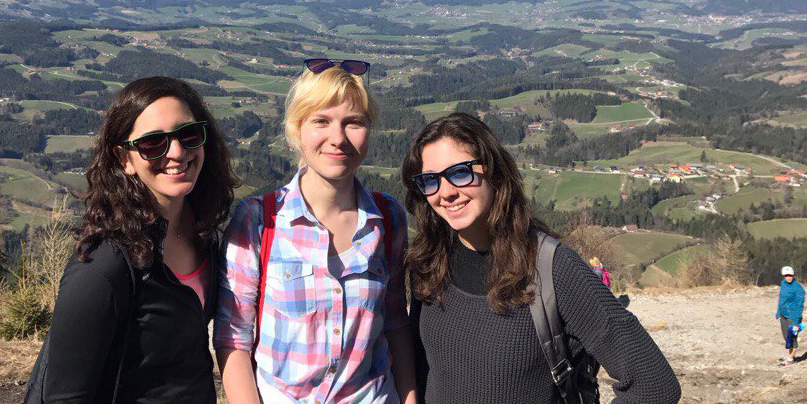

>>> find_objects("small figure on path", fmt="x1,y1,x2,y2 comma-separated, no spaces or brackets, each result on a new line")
776,266,804,367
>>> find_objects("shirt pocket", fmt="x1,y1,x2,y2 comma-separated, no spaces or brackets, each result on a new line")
358,256,390,312
264,260,317,318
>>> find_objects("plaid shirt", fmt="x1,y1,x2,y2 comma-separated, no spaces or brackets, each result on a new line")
213,169,408,404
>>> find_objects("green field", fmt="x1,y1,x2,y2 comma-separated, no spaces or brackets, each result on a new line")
592,102,654,124
414,101,461,122
714,187,780,214
770,111,807,128
748,219,807,240
686,176,727,196
7,211,50,232
205,96,277,119
588,141,792,175
533,171,624,210
566,122,622,139
534,44,591,58
653,244,712,275
611,231,693,267
15,100,78,121
45,136,96,153
0,165,61,207
54,172,88,192
651,195,699,219
414,89,603,122
216,66,293,94
640,265,675,287
489,92,550,118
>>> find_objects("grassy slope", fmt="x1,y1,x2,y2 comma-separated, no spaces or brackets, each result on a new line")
748,218,807,240
714,187,781,214
533,171,624,210
0,166,60,207
611,231,693,267
588,142,792,174
44,136,95,153
653,244,713,275
592,102,654,123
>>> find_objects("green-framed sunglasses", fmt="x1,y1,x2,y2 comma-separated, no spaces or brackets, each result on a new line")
120,121,207,161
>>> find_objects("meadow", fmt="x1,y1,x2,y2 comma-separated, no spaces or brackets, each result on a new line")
747,218,807,240
610,231,693,267
44,136,95,154
650,195,699,219
530,170,624,210
652,244,713,276
769,111,807,128
714,187,781,215
591,102,654,124
587,141,794,174
0,166,62,208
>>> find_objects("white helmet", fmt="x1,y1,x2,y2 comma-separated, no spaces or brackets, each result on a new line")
782,266,795,276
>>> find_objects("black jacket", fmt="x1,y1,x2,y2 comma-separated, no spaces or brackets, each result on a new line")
44,219,219,403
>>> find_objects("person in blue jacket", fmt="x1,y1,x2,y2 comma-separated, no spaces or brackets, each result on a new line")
776,265,805,366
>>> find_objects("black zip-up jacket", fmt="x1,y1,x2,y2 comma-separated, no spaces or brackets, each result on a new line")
44,219,219,403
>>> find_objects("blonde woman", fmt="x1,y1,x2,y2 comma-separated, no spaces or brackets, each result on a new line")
214,59,415,404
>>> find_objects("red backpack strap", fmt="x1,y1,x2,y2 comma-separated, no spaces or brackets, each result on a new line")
372,192,393,263
254,192,277,355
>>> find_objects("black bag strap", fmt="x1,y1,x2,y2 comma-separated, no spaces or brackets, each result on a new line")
529,232,581,404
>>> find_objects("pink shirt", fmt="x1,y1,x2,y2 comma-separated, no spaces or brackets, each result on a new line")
177,257,210,309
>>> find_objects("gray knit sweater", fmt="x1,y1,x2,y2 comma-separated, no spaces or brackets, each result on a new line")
410,242,681,404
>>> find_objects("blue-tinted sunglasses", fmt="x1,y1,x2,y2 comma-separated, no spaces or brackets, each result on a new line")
304,58,371,75
412,160,482,196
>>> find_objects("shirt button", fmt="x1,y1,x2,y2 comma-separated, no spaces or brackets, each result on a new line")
334,328,341,335
354,241,361,246
284,273,290,279
329,364,338,373
335,287,342,294
316,401,322,404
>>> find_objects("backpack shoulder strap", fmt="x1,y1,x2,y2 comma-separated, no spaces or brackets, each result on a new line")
255,192,277,352
529,232,580,404
371,192,393,263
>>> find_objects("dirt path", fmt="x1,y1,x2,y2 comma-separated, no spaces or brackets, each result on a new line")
4,286,806,403
599,286,807,403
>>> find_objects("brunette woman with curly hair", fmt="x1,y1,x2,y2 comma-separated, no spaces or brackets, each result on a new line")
37,76,237,403
402,113,680,404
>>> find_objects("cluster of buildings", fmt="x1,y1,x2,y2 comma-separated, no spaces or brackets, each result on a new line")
774,169,807,187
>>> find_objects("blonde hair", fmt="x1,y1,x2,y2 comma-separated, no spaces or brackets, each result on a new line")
283,67,376,151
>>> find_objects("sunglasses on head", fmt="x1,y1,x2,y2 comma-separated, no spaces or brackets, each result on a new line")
120,121,207,161
304,58,371,75
412,160,482,196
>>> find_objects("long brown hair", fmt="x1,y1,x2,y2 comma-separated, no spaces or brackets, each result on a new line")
402,113,560,314
76,76,238,268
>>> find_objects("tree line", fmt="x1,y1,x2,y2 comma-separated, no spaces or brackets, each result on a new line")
97,48,231,84
549,93,620,123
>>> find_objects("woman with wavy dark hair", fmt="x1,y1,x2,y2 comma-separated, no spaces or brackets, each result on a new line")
36,76,237,403
402,112,680,404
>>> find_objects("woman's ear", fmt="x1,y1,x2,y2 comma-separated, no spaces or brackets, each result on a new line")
115,146,137,176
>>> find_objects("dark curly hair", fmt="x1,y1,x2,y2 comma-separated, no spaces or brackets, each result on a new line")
76,76,238,268
401,113,560,314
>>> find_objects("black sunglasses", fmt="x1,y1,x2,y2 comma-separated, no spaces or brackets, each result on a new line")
121,121,207,161
304,58,371,75
412,160,482,196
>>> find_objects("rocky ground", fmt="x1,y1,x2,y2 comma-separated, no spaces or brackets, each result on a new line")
2,286,806,403
599,286,807,404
